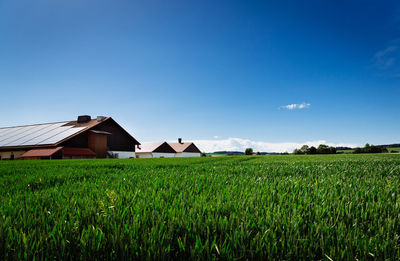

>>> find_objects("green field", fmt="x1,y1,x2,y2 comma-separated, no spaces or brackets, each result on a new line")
1,154,399,260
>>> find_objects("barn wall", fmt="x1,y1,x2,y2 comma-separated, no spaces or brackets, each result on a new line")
62,155,96,159
88,133,108,158
23,156,41,160
93,120,137,151
0,150,26,160
62,132,89,148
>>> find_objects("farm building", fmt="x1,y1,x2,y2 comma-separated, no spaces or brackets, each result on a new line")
135,142,176,158
0,115,140,160
169,139,202,157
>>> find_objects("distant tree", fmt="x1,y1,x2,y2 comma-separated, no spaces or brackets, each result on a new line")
317,144,331,154
292,144,336,155
354,147,363,153
256,151,261,155
299,145,309,154
336,147,353,151
245,148,253,155
307,146,317,154
293,146,308,154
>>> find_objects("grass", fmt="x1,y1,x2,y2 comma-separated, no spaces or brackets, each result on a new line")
0,154,399,260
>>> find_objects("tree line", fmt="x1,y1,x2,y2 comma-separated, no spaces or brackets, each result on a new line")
293,143,388,155
353,144,387,153
243,143,390,156
293,144,336,155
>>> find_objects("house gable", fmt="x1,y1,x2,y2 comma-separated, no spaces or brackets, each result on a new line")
183,143,201,153
153,142,176,153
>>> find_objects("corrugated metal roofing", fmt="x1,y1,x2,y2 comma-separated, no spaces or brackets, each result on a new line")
21,147,63,157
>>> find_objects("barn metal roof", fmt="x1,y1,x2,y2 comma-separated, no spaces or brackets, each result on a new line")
0,118,109,149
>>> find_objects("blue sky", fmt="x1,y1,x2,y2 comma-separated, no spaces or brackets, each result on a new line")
1,0,399,152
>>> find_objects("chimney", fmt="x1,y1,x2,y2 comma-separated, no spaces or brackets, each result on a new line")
178,138,183,144
77,115,91,123
96,116,106,122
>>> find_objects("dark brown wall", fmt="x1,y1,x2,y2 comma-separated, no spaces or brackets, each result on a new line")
93,119,138,151
62,133,89,148
88,133,108,158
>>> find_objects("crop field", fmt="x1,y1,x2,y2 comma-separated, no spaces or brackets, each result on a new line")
0,154,399,260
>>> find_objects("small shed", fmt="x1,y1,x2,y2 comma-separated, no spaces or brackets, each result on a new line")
135,142,176,158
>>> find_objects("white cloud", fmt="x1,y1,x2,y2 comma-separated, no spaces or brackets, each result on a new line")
374,45,398,69
213,136,220,139
281,102,310,110
188,137,358,153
